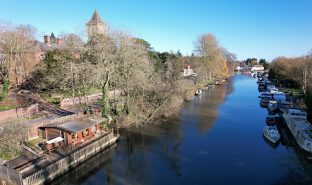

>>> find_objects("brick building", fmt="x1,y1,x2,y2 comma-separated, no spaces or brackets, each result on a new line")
39,116,104,149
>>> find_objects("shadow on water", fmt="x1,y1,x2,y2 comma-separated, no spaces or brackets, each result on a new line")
48,144,117,185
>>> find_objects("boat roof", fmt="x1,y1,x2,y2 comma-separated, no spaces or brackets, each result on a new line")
279,100,293,105
287,108,307,114
269,100,277,103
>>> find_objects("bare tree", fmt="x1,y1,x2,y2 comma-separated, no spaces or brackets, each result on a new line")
0,23,37,87
0,122,27,159
84,32,117,118
194,33,228,83
59,32,84,54
112,31,154,118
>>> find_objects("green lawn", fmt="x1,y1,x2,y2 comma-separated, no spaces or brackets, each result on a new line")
0,150,21,160
0,105,18,111
283,88,304,97
25,137,46,153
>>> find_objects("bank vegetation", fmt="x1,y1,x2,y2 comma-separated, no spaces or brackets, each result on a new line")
1,23,235,127
269,52,312,121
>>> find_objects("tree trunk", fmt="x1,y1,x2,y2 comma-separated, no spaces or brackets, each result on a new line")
123,90,130,115
101,74,110,118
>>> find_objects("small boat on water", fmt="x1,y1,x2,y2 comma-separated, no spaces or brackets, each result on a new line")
268,87,279,94
262,135,279,149
278,100,294,113
259,92,272,106
263,126,281,144
258,84,266,91
268,101,278,112
266,115,277,125
195,90,202,96
282,109,312,153
272,92,286,102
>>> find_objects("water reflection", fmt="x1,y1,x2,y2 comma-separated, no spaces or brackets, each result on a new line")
187,80,234,133
50,75,312,185
48,145,116,185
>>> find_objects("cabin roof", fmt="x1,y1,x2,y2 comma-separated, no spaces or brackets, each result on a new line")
40,116,105,133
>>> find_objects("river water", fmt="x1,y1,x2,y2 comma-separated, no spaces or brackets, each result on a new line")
51,75,312,185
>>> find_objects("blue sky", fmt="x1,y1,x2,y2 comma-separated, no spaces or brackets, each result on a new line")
0,0,311,61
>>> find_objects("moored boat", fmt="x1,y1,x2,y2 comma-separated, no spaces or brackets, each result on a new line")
282,109,312,153
266,115,277,125
195,90,202,96
259,92,272,106
258,84,266,91
272,92,286,102
278,100,294,113
268,100,278,112
263,125,281,144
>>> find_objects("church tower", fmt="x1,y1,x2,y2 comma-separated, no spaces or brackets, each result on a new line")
87,10,106,38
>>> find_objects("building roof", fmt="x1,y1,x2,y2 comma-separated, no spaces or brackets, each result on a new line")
33,40,64,53
40,116,105,133
33,41,53,52
4,150,39,170
50,32,56,39
87,10,105,25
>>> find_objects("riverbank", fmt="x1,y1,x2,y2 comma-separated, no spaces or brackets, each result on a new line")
52,74,312,185
116,77,230,127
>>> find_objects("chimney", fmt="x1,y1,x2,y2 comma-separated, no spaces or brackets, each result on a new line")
44,35,50,45
57,38,63,45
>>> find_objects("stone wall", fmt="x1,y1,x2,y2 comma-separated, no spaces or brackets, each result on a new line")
0,104,39,123
60,90,121,108
60,93,102,107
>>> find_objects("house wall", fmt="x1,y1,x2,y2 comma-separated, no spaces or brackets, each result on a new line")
65,125,98,147
45,128,61,140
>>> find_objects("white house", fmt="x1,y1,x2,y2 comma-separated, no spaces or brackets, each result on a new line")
235,66,242,71
183,66,195,77
251,65,264,71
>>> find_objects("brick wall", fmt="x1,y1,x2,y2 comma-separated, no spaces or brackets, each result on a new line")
0,104,39,123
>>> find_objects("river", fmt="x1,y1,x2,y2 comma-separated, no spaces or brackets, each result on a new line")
50,75,312,185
